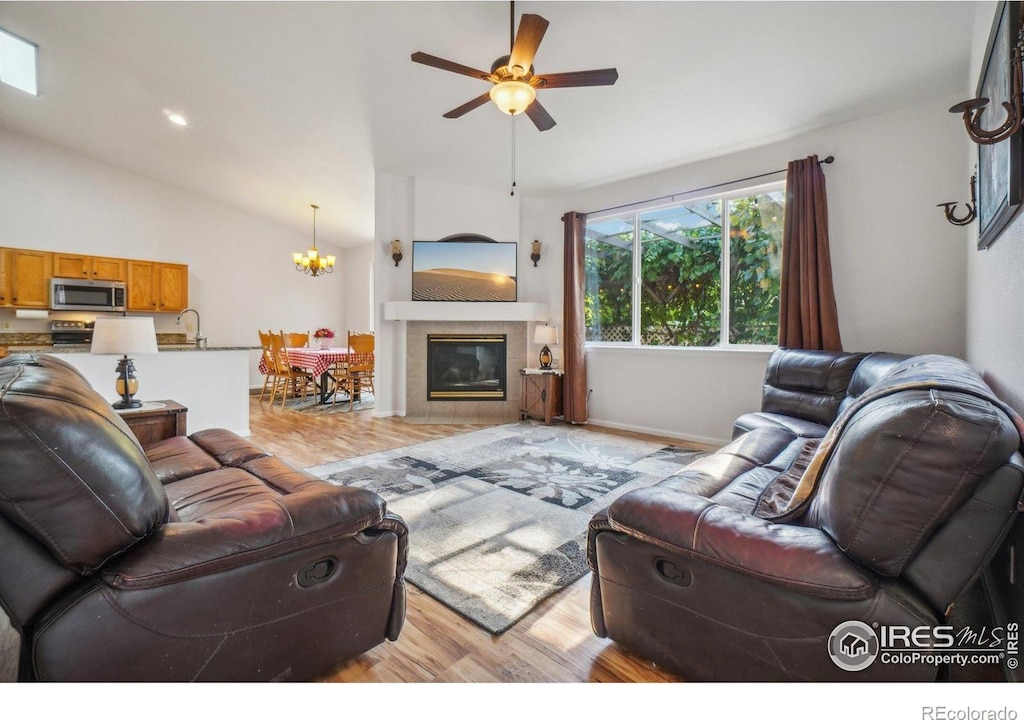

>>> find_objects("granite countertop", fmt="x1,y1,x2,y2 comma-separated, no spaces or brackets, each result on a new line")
0,332,257,354
4,344,260,353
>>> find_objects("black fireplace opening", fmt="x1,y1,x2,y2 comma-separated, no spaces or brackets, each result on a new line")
426,334,507,401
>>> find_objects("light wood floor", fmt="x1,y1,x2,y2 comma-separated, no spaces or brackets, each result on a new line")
248,398,1005,685
247,396,705,683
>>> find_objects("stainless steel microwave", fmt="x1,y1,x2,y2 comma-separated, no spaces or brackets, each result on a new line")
50,278,127,312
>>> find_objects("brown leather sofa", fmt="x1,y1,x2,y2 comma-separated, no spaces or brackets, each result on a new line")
588,349,1024,681
0,353,408,681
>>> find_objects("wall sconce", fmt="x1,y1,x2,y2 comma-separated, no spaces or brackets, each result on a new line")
949,21,1024,145
391,239,403,267
530,240,541,267
938,173,978,226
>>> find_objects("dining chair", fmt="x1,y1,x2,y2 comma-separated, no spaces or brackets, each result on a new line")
257,330,279,403
280,330,318,397
283,331,309,348
332,331,374,408
269,332,316,408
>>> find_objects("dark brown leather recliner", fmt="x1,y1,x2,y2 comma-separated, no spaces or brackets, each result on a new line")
588,349,1024,681
0,353,408,681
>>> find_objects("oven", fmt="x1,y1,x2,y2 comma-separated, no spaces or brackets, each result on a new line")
50,320,95,347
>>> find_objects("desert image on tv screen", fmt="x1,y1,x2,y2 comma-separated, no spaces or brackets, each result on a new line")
412,241,517,302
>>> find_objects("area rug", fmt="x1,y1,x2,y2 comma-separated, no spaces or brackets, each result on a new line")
305,422,706,634
280,392,374,415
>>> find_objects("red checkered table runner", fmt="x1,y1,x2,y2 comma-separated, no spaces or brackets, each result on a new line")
258,346,354,374
258,347,374,376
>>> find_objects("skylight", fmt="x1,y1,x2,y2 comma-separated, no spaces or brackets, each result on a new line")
0,27,38,96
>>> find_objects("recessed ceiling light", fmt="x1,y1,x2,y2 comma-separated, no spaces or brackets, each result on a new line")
167,113,188,127
0,27,38,96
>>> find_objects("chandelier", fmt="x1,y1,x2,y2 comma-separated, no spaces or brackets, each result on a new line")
293,203,335,277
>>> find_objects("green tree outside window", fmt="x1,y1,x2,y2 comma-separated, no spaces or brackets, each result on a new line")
585,187,783,347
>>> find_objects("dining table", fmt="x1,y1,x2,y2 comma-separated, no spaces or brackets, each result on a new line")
259,346,371,405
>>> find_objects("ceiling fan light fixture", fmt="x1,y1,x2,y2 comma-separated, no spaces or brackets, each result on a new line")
489,80,536,115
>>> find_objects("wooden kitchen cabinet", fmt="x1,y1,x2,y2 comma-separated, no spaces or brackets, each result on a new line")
0,249,9,306
127,260,189,312
520,369,564,425
53,253,127,282
127,261,157,311
158,263,189,312
7,249,52,308
0,246,187,312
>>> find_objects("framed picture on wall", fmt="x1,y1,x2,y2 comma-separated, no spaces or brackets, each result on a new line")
976,0,1024,250
411,237,518,302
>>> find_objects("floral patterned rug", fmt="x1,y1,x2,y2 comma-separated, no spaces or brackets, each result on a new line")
280,391,374,415
305,421,707,634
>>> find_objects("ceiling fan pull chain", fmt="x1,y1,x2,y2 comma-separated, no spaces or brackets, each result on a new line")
510,114,517,196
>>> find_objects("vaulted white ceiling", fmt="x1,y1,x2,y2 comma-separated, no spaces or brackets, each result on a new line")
0,1,977,248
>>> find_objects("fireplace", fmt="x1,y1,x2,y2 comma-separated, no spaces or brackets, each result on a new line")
406,321,525,423
426,334,507,401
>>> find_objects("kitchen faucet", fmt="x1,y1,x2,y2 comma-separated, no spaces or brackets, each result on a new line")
176,308,207,349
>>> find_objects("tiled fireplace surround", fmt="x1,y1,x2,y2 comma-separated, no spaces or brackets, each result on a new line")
405,320,527,424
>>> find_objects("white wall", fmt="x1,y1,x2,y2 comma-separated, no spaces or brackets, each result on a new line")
53,350,251,436
539,97,968,444
372,173,555,417
0,127,347,392
8,94,973,443
343,242,375,335
963,1,1024,416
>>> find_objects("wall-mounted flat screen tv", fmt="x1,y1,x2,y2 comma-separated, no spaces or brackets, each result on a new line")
412,238,517,302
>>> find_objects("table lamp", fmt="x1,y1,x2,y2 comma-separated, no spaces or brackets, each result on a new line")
534,324,558,369
91,317,159,409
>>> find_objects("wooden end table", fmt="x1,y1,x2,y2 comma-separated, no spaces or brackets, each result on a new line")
520,369,564,425
116,400,188,446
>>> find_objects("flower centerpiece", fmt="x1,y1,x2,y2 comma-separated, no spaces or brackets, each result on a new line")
313,327,335,349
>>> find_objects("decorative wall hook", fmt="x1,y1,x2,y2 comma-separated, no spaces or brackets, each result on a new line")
938,173,978,226
949,26,1024,145
391,239,403,267
530,240,541,267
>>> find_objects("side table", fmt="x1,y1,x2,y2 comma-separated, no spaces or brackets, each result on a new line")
520,369,564,425
116,400,188,446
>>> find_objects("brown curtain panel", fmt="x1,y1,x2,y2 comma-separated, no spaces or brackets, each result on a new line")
779,155,843,351
562,211,589,424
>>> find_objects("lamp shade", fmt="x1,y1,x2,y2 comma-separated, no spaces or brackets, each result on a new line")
90,317,159,355
534,325,558,346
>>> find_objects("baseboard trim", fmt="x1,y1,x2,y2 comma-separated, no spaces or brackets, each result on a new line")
586,418,727,449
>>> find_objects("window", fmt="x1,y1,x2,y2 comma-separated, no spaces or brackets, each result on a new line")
585,183,784,348
0,27,38,96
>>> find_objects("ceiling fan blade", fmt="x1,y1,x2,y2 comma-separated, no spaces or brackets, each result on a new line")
411,52,493,81
525,99,556,132
443,92,492,119
508,14,549,76
535,68,619,88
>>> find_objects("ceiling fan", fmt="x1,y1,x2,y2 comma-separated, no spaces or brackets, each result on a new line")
410,3,618,132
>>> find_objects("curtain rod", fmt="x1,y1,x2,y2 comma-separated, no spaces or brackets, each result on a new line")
587,155,835,217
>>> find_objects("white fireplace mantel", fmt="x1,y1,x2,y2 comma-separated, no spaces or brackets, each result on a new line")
383,301,550,322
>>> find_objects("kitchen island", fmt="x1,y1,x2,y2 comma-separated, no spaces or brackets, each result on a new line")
7,344,256,437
